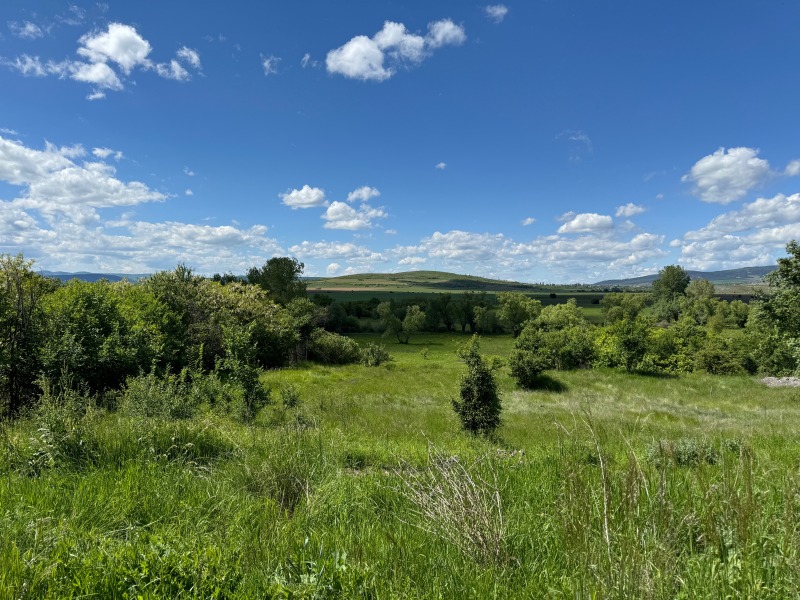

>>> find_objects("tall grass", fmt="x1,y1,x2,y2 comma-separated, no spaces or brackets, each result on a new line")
2,332,800,597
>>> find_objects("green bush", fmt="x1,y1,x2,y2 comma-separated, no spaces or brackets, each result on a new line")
121,370,198,420
360,343,392,367
452,336,501,436
307,329,362,364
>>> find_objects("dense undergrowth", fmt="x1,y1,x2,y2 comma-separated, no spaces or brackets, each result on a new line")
2,333,800,598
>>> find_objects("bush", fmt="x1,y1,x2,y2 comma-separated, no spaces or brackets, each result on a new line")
360,343,392,367
121,370,198,420
452,336,501,436
695,335,749,375
307,329,362,364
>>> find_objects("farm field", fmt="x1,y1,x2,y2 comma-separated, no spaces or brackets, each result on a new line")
2,332,799,598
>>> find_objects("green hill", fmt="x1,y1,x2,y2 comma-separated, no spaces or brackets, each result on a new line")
306,270,559,293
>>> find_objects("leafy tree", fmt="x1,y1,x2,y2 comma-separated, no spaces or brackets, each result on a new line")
377,302,426,344
452,335,501,436
746,241,800,374
496,292,542,337
0,254,55,415
651,265,691,322
426,293,455,332
41,280,139,394
247,256,307,305
600,292,648,324
473,305,497,334
455,291,484,333
609,316,651,372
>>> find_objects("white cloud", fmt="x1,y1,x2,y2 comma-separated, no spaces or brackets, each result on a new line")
185,188,193,196
326,262,341,275
4,55,48,77
521,217,536,226
156,59,190,81
290,240,383,260
425,19,466,48
301,53,319,68
184,167,195,176
176,46,201,70
326,18,466,81
413,230,510,262
484,5,509,23
86,90,105,100
92,147,123,161
785,159,800,177
674,192,800,269
261,54,280,75
384,228,397,235
682,147,770,204
322,201,387,230
0,135,282,273
280,185,327,209
78,23,152,74
9,21,44,40
399,256,426,266
347,185,381,203
615,203,645,218
435,161,447,170
70,60,123,89
557,212,614,234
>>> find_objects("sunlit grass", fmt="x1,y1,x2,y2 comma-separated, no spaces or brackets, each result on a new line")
2,331,799,597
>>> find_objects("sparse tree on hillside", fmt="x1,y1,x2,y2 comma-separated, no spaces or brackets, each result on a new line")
452,335,501,436
377,302,426,344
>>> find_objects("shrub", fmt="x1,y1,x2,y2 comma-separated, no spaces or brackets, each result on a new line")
360,343,392,367
452,336,501,436
307,329,362,364
695,335,748,375
121,370,197,420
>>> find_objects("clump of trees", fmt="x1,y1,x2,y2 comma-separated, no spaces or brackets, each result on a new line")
0,256,384,419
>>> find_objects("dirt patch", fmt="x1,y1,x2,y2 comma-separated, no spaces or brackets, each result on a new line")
761,377,800,388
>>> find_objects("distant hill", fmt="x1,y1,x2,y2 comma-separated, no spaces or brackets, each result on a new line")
307,270,592,293
41,271,149,283
593,266,775,288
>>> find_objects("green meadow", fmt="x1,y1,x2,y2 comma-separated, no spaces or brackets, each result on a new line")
2,331,799,598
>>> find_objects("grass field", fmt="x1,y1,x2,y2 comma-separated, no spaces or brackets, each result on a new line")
2,332,799,598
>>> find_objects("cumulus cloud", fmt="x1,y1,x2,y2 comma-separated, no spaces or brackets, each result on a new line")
3,23,202,96
557,212,614,234
0,134,281,273
347,185,380,203
326,262,341,275
615,203,645,218
673,192,800,270
521,217,536,226
9,21,44,40
261,54,280,75
682,147,770,204
322,201,387,230
326,18,466,81
280,185,327,209
399,256,426,266
484,5,509,23
78,23,152,74
185,189,193,196
435,162,447,170
290,240,382,260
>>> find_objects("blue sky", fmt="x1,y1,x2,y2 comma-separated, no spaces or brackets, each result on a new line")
1,0,799,282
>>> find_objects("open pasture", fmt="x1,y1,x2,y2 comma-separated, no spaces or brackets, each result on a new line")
2,332,799,598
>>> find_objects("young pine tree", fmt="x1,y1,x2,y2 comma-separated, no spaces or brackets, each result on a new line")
452,336,501,436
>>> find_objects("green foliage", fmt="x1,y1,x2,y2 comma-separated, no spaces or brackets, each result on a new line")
121,369,198,420
695,335,750,375
607,316,651,372
496,291,542,337
359,342,392,367
40,280,142,395
0,254,53,415
247,256,307,305
600,292,648,324
307,329,362,364
452,336,501,435
218,324,270,422
377,301,426,344
651,265,691,322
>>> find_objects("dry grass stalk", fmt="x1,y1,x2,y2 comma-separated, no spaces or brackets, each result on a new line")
396,443,506,565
